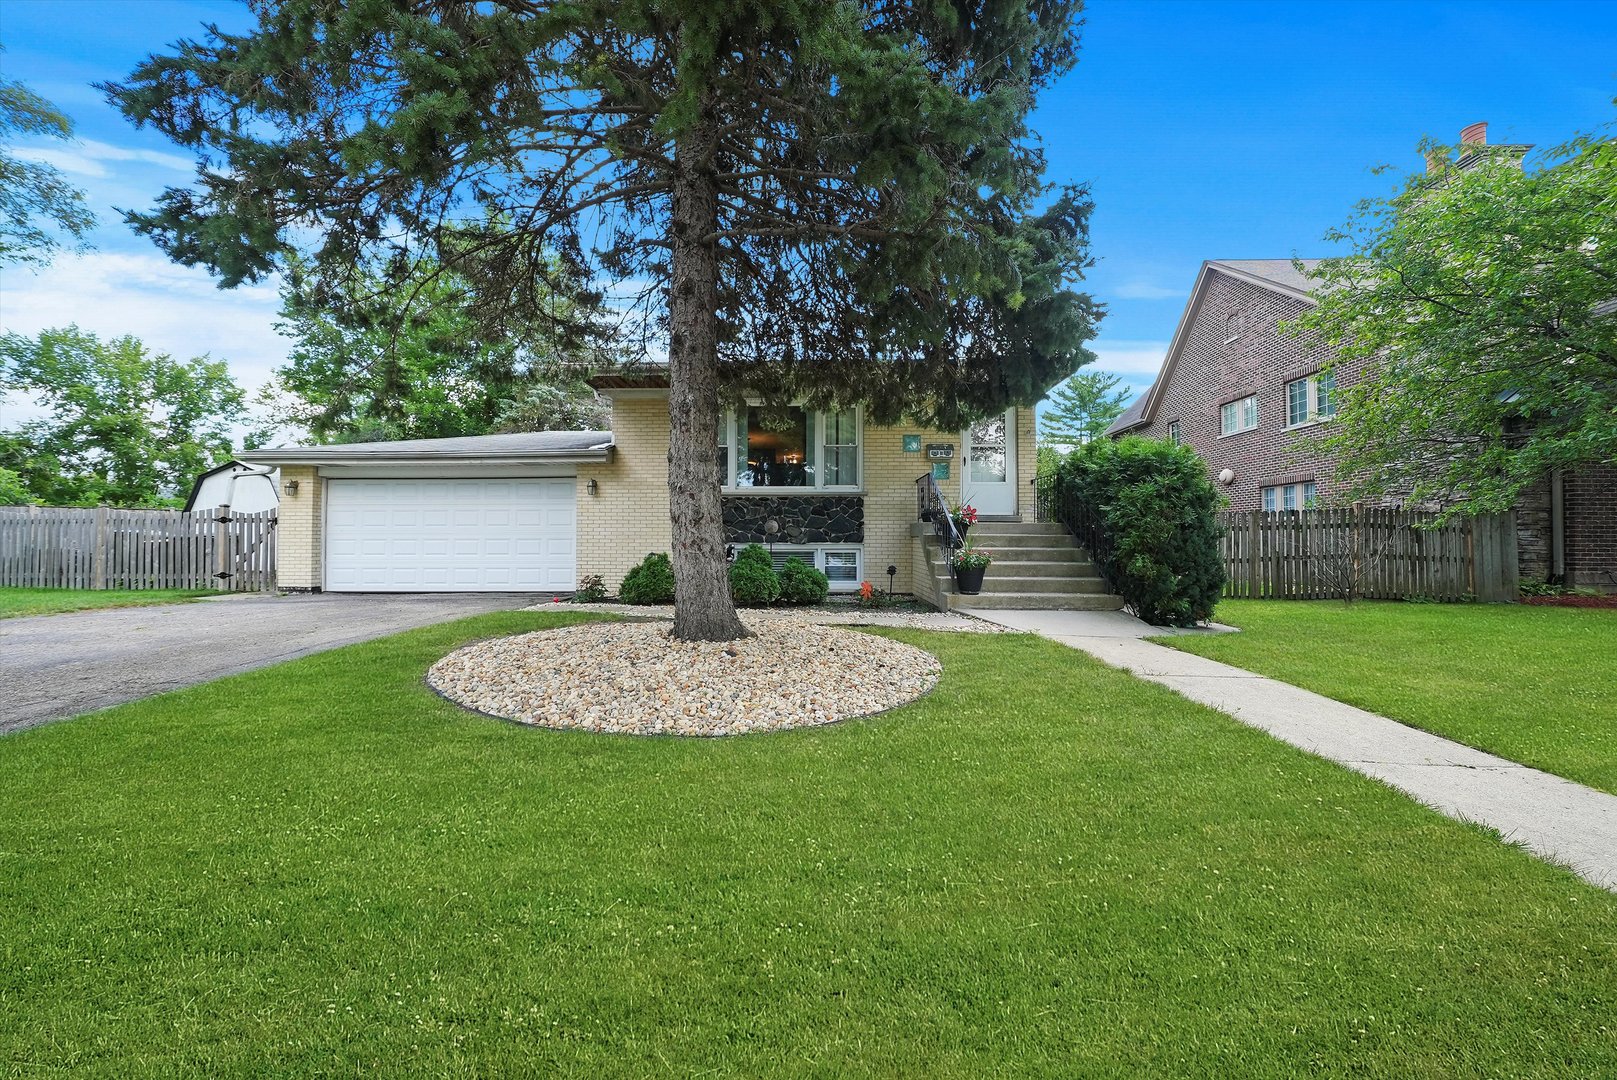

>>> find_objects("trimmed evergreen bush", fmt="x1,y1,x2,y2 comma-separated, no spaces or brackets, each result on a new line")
618,552,675,605
1053,436,1224,626
778,556,830,605
729,543,782,606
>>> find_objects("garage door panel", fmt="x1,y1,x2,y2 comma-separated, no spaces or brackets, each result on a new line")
325,478,576,592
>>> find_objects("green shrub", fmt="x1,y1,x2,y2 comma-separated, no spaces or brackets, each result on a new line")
729,543,781,606
571,574,608,603
1052,436,1224,626
618,553,675,605
778,557,830,605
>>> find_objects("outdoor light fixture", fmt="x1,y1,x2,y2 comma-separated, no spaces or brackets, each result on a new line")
886,564,898,595
586,478,598,495
1218,468,1236,486
282,479,300,496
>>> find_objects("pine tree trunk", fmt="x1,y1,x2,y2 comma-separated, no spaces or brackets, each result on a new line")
666,114,749,642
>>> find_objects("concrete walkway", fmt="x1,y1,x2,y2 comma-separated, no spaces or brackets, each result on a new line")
974,608,1617,892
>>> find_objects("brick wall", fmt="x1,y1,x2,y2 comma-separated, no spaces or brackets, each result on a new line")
274,464,323,590
1565,464,1617,591
1128,269,1361,512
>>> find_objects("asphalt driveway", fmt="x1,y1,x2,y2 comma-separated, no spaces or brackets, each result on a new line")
0,592,538,735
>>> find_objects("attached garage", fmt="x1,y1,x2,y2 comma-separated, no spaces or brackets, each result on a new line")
238,431,614,594
325,478,576,592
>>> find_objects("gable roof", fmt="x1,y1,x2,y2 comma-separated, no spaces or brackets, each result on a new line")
1106,259,1325,435
240,430,614,466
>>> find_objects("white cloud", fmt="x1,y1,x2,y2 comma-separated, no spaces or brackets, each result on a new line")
1089,338,1169,379
0,251,288,401
1112,281,1187,301
11,137,197,179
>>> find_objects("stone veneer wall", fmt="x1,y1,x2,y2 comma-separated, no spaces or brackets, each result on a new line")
722,495,863,544
578,396,1038,594
274,464,324,590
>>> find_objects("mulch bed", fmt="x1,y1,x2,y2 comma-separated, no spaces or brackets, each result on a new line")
1521,594,1617,609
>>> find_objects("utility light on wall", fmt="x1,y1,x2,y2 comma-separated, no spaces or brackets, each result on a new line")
1217,468,1235,486
282,479,300,496
586,478,598,495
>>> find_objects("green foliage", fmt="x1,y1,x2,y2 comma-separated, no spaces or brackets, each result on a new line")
0,58,95,268
0,327,245,507
728,544,781,607
952,545,994,571
1295,113,1617,515
1054,437,1224,626
571,574,608,603
0,466,30,505
1039,370,1131,448
777,557,829,605
105,2,1101,431
618,553,675,605
258,259,610,445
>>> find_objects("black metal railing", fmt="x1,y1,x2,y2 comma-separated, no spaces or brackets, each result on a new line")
1049,478,1120,594
915,473,963,583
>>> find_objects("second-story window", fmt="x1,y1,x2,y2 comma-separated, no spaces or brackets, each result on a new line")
1219,395,1258,435
1286,372,1338,428
1167,421,1182,445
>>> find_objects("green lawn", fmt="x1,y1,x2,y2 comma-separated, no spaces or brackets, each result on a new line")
1159,600,1617,795
3,611,1615,1077
0,586,215,619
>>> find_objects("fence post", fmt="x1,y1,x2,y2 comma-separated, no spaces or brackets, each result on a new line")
1247,509,1260,598
214,504,232,591
92,505,110,590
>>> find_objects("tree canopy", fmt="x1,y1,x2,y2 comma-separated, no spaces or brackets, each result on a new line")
1038,369,1130,447
108,1,1101,638
0,54,96,268
1298,114,1617,514
0,327,246,507
259,259,609,445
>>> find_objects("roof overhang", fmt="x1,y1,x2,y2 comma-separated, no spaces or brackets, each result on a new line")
239,446,615,468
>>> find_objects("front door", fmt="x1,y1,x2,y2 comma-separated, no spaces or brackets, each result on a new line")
961,409,1017,518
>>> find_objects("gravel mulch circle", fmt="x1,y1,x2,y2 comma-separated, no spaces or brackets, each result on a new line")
428,617,943,737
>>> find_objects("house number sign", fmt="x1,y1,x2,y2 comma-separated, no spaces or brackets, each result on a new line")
926,443,955,460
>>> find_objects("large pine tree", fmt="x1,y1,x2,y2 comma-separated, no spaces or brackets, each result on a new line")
107,1,1101,640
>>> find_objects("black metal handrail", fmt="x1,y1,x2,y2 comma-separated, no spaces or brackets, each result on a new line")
1049,478,1120,595
915,473,963,583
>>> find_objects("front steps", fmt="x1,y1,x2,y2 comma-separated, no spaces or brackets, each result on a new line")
923,521,1125,613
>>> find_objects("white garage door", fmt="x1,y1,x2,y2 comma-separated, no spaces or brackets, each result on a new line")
325,478,575,592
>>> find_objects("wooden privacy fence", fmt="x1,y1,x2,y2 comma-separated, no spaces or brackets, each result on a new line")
0,506,277,591
1218,507,1519,603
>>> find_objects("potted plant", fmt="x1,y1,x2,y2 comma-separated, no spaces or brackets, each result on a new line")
949,500,978,540
952,544,993,595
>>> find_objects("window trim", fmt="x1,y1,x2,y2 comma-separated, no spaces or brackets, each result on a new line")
758,544,863,593
719,403,864,493
1218,394,1259,437
1261,481,1319,511
1284,373,1338,430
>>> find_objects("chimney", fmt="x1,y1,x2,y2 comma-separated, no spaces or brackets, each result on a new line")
1460,121,1488,146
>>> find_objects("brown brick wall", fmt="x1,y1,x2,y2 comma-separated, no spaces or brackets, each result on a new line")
1565,464,1617,591
1129,269,1361,511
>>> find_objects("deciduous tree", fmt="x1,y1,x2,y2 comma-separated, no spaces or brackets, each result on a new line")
1298,115,1617,514
0,56,95,267
107,1,1100,639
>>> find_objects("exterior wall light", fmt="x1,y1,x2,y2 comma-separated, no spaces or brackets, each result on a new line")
282,479,300,496
1217,468,1235,486
586,478,598,495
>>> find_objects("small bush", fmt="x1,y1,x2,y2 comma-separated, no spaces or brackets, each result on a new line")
619,553,675,605
728,543,781,606
571,574,608,603
1053,436,1224,626
778,557,829,605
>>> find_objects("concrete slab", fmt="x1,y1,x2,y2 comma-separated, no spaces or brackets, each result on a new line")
985,609,1617,892
971,607,1238,638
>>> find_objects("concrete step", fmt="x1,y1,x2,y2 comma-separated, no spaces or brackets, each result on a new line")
966,521,1069,537
977,575,1111,595
963,531,1080,549
971,559,1097,577
948,592,1126,612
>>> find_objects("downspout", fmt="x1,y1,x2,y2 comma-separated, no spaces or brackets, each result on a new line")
1549,469,1566,584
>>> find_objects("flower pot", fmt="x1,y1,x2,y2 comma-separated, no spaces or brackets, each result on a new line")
955,565,986,595
954,520,971,542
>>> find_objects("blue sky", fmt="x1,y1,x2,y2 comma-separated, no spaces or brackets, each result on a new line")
2,0,1615,437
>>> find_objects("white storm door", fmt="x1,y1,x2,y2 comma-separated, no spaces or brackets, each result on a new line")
961,409,1017,517
324,477,575,592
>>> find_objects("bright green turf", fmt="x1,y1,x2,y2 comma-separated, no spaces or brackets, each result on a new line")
1158,600,1617,794
0,586,215,619
2,610,1614,1077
